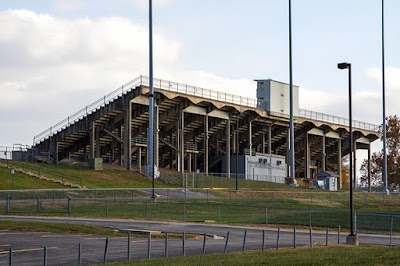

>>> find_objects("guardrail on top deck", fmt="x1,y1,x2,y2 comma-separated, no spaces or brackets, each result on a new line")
33,75,380,145
298,109,380,133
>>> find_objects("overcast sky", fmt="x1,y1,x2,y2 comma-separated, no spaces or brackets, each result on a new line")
1,0,399,152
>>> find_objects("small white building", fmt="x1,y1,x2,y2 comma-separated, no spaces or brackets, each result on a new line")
222,153,287,184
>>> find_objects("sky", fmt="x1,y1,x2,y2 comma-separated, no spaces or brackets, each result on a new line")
1,0,399,162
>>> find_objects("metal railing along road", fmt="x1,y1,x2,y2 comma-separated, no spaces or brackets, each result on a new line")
33,76,380,145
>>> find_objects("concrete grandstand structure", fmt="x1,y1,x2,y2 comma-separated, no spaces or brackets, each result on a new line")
31,75,380,186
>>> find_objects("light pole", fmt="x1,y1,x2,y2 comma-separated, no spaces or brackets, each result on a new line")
381,0,388,193
338,62,358,245
288,0,295,182
148,0,155,200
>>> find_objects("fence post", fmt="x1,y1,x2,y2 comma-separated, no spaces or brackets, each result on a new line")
127,232,131,261
309,226,313,247
103,237,109,263
52,190,55,206
326,227,329,246
8,248,12,266
6,195,10,213
202,233,207,255
354,211,357,234
293,227,296,248
67,197,71,216
390,216,394,246
309,209,312,227
165,233,169,258
262,230,265,252
78,244,82,266
36,198,41,213
147,233,151,259
276,227,280,250
338,225,341,244
242,230,247,253
43,246,47,266
182,231,185,256
224,231,230,254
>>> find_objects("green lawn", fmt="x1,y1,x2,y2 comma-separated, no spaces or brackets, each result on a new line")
1,160,176,189
105,246,400,266
0,167,68,190
0,220,123,236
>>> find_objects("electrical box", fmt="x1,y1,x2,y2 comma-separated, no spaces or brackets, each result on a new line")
89,157,103,170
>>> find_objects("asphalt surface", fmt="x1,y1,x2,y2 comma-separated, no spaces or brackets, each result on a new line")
0,216,398,265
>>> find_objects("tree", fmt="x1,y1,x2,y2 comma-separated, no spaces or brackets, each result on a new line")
360,115,400,188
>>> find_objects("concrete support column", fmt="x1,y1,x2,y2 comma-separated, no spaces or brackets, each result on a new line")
120,126,123,167
338,139,342,189
155,105,159,167
138,147,142,170
193,136,197,172
262,133,266,154
286,128,290,178
322,135,326,172
188,153,192,173
304,133,309,179
170,133,173,169
89,122,95,159
95,126,100,158
233,128,236,154
268,126,272,154
368,144,371,192
204,115,209,175
226,119,231,178
124,102,132,170
55,142,59,164
248,121,252,155
180,111,185,173
176,118,180,172
353,141,357,189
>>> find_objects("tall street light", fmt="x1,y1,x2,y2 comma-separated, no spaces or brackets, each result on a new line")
338,62,358,245
288,0,295,183
381,0,388,193
148,0,155,200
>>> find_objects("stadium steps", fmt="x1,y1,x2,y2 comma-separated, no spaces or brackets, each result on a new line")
1,163,86,189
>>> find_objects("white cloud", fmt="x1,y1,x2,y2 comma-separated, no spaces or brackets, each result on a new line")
367,66,400,91
0,9,253,146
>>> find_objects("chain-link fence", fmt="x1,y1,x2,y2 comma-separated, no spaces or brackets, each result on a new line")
1,188,400,235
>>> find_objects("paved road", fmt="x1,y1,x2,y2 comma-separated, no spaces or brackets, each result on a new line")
0,216,398,265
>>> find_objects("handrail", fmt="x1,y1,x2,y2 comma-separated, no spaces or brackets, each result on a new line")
33,76,143,145
298,109,380,133
33,75,380,145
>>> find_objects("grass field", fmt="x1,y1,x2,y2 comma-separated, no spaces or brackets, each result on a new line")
0,167,68,190
1,160,176,189
0,220,124,236
105,246,400,266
